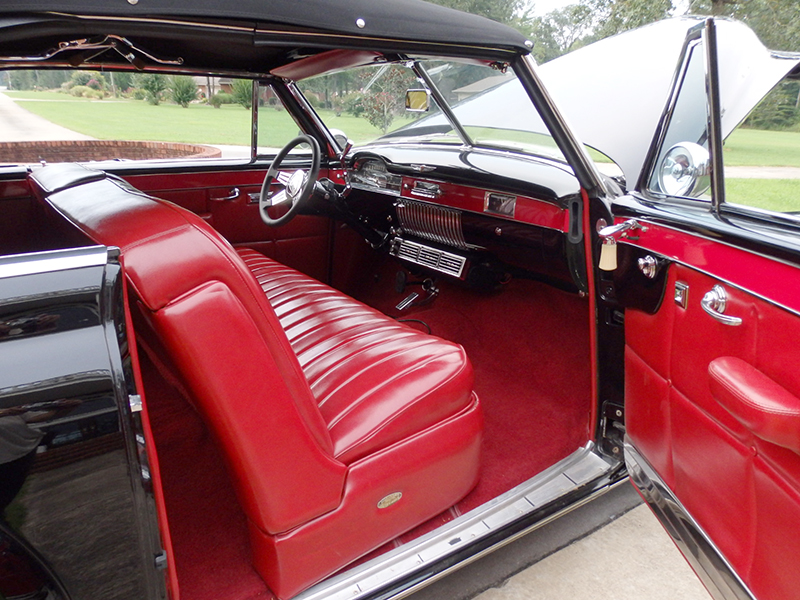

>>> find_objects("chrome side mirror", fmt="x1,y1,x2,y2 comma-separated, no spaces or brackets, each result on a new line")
405,89,430,112
657,142,710,197
329,128,352,163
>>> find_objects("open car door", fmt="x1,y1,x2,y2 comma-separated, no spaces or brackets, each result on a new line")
588,18,800,600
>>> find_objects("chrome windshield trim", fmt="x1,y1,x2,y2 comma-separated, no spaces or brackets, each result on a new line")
0,246,109,279
296,444,615,600
413,61,473,149
625,440,755,600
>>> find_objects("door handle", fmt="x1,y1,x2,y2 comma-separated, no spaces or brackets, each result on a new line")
701,285,742,326
209,187,240,201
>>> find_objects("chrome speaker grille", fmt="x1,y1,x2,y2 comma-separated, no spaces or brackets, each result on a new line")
396,200,468,250
390,239,467,278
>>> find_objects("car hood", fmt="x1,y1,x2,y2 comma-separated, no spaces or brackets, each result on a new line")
537,17,800,190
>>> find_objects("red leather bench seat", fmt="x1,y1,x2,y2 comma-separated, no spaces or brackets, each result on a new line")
32,164,482,599
238,248,476,465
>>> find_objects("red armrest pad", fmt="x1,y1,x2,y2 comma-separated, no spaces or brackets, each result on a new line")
709,356,800,453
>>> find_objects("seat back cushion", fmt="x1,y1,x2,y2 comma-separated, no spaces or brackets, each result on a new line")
34,166,345,534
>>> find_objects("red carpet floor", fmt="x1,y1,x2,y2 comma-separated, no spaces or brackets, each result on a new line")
138,265,592,600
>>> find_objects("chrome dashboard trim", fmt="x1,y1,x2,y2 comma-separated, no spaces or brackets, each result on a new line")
625,440,755,600
396,199,468,250
390,238,467,278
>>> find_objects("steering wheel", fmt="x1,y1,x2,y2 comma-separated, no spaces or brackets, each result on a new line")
259,134,321,226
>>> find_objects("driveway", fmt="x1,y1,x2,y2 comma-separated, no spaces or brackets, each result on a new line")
0,92,93,142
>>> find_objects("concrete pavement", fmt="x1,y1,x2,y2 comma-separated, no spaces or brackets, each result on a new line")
0,92,93,142
474,503,712,600
411,483,712,600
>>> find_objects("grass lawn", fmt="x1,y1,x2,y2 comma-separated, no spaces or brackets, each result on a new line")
5,91,409,146
725,179,800,213
5,90,95,102
723,128,800,168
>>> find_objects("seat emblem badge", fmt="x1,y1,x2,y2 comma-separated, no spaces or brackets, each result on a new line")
377,492,403,509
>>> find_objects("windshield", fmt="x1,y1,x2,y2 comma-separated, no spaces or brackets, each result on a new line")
296,59,568,163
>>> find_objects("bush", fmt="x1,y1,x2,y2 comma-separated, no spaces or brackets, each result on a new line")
209,93,223,108
70,85,92,98
305,94,323,109
131,88,147,101
231,79,253,109
70,71,93,87
214,92,233,105
70,71,105,91
170,76,197,108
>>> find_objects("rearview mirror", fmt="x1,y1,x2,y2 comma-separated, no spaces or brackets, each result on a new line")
405,89,430,112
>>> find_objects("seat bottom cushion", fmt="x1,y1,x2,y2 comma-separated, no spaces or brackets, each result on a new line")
237,248,476,465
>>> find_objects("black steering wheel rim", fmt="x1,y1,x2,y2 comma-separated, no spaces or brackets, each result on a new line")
259,134,321,227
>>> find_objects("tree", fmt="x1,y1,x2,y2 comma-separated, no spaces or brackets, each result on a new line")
232,79,253,109
356,65,417,133
745,80,800,130
113,72,135,94
362,92,400,134
139,73,168,105
170,76,198,108
690,0,800,52
527,4,597,63
424,0,527,25
585,0,673,41
688,0,800,131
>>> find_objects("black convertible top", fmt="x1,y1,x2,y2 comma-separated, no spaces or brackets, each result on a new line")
0,0,532,54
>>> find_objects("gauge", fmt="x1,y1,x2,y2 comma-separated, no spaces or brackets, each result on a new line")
351,159,402,195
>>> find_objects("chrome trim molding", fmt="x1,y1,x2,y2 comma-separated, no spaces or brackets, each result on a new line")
396,199,468,250
390,238,467,278
625,440,756,600
0,245,109,279
296,444,615,600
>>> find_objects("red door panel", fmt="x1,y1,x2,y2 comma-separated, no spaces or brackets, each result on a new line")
623,222,800,600
122,168,333,282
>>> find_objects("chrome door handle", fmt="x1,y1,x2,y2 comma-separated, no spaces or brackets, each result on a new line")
210,187,240,201
701,285,742,326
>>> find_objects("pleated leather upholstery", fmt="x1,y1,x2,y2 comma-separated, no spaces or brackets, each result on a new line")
238,248,475,465
33,164,482,599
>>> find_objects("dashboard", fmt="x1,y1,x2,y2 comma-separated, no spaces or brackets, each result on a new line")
344,148,584,291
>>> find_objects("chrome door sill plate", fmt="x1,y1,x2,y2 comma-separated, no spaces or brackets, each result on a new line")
296,443,614,600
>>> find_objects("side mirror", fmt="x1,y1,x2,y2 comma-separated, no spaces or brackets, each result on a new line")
657,142,710,197
329,128,350,148
329,128,352,160
405,89,430,113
